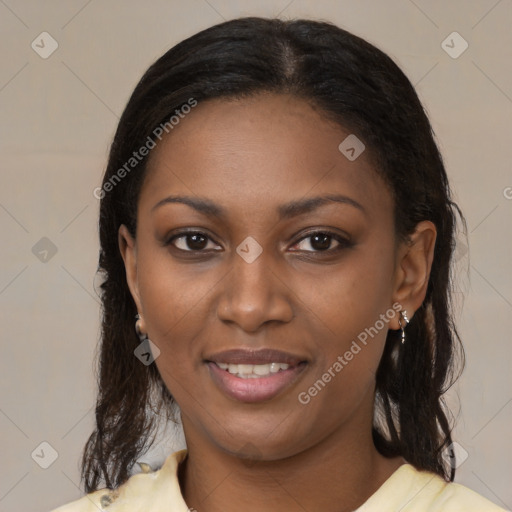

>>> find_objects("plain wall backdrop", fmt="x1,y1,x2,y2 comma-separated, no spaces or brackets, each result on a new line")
0,1,511,511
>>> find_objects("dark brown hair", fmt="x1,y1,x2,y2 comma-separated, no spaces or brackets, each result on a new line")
82,16,465,491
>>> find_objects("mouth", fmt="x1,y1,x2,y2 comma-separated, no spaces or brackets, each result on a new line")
214,361,294,379
205,348,308,403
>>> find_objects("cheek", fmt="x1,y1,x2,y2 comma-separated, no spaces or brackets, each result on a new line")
295,284,390,440
295,242,396,405
305,242,396,341
135,249,220,372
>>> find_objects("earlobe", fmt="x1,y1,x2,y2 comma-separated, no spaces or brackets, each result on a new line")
391,221,437,329
118,224,143,312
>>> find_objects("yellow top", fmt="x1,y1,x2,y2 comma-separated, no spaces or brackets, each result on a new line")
51,449,507,512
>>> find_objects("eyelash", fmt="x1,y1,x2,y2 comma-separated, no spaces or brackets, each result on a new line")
165,229,351,255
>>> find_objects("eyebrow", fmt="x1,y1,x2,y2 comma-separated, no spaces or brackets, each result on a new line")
151,193,366,219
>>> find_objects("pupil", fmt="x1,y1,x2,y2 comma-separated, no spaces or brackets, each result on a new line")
188,234,207,250
312,233,331,251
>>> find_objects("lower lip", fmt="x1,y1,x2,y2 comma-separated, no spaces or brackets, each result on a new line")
207,362,307,403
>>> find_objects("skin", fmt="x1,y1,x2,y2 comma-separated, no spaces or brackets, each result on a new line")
119,92,436,512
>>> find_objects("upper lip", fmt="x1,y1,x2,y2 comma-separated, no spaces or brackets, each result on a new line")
205,348,307,366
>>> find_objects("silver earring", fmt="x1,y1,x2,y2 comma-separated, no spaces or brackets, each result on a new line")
135,313,146,341
133,314,160,365
398,310,409,345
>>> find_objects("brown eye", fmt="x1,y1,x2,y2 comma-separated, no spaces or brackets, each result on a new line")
291,231,350,253
310,233,332,251
185,233,208,250
167,232,221,252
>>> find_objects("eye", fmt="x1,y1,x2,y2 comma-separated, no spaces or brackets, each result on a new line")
167,231,222,252
165,229,350,254
290,230,350,253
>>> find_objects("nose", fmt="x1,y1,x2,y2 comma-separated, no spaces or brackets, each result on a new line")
216,248,294,332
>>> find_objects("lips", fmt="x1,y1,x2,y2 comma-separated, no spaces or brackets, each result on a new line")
205,348,308,403
206,348,305,364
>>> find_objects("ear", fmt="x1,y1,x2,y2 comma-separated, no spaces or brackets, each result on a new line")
118,224,143,313
390,221,437,329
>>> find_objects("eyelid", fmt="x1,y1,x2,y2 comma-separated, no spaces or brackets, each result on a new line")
165,228,351,254
165,229,222,251
289,229,351,251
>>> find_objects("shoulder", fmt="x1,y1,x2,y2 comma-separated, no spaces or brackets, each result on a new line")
50,450,190,512
435,480,508,511
357,463,508,512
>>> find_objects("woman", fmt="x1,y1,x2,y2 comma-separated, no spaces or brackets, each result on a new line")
53,17,506,511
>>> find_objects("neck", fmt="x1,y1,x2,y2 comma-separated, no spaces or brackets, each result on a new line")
178,417,404,512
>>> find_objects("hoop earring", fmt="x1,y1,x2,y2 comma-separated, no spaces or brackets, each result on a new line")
398,310,410,345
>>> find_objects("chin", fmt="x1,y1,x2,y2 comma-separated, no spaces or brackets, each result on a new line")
209,421,310,463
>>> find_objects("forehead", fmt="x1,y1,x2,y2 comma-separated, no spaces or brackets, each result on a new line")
140,93,392,222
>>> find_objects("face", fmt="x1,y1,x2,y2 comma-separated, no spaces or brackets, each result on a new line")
119,92,435,461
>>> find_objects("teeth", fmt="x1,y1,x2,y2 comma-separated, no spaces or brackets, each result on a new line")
238,364,253,375
269,362,281,373
254,364,270,375
215,362,290,378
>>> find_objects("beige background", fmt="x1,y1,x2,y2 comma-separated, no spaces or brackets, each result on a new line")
1,1,511,511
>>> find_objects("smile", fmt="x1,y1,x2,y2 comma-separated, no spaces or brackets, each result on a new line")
215,362,291,379
205,348,308,403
